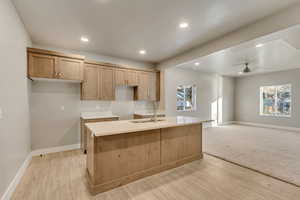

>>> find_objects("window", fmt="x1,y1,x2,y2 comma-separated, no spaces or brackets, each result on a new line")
260,84,291,117
176,85,196,111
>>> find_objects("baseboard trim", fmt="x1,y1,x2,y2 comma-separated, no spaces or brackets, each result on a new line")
1,143,81,200
234,121,300,132
31,143,81,156
218,121,235,126
1,153,32,200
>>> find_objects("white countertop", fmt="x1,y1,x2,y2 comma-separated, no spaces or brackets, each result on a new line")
86,116,211,137
80,112,120,120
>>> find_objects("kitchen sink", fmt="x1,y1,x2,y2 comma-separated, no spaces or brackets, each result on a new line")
130,119,166,123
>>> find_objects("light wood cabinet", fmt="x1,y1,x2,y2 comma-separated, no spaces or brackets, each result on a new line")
134,71,159,101
86,124,202,194
148,72,157,101
28,53,57,79
81,63,115,101
115,69,138,86
115,69,126,86
126,70,138,86
82,64,99,100
80,117,119,153
27,48,160,102
27,48,84,81
99,66,115,100
57,57,83,80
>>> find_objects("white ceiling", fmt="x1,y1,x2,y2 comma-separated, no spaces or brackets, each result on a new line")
12,0,299,63
179,24,300,77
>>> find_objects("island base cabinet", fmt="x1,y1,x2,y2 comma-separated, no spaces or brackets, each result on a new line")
161,124,202,164
86,124,203,195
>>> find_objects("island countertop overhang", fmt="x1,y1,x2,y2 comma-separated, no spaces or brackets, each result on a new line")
85,116,211,137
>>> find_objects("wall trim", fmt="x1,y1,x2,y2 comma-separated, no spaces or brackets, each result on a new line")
234,121,300,132
31,143,81,156
1,144,80,200
1,153,32,200
218,121,235,126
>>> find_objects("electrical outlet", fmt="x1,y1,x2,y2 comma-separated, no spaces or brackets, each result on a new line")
61,106,65,111
0,107,3,119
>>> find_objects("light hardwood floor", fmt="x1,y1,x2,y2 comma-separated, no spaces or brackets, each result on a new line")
12,150,300,200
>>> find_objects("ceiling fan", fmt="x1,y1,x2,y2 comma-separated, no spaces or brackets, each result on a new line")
241,62,251,74
234,61,279,75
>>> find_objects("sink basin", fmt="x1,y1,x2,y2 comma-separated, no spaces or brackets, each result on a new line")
130,119,166,123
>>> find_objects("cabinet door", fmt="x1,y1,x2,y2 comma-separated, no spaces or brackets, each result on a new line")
115,69,126,86
57,57,83,81
126,70,138,86
100,66,115,100
137,72,150,100
81,64,99,100
28,53,56,78
148,72,157,101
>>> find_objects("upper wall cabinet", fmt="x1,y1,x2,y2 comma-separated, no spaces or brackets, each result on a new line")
134,71,160,101
81,64,99,100
27,48,84,81
81,63,115,101
28,53,57,79
27,48,160,102
57,57,84,81
100,66,115,100
115,68,138,86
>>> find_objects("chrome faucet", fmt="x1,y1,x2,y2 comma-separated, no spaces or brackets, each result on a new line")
151,101,159,122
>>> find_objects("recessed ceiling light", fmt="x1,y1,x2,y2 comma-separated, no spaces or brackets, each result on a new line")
139,50,146,55
81,37,89,42
179,22,189,29
256,43,264,48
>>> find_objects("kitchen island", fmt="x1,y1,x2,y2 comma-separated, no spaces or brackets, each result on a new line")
85,116,209,195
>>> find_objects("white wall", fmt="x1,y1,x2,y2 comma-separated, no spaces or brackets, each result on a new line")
164,68,218,120
0,0,32,197
218,76,235,124
30,46,154,150
235,69,300,128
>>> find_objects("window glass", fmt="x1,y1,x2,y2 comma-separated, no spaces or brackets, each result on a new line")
176,85,196,111
260,84,291,117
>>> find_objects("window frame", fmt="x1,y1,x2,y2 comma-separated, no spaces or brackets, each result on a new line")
259,84,292,118
176,85,197,112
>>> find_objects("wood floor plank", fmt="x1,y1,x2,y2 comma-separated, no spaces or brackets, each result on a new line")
11,150,300,200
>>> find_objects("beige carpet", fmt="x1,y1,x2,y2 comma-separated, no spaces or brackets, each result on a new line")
204,125,300,186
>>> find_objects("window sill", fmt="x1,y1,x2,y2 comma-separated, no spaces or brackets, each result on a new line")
260,114,291,118
176,109,196,112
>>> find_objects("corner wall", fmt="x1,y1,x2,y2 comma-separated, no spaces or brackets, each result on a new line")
0,0,32,198
235,69,300,128
217,76,235,124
